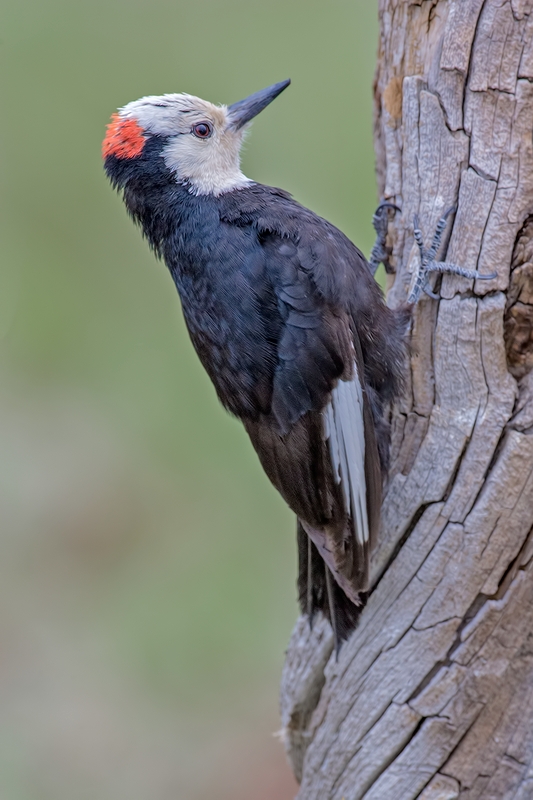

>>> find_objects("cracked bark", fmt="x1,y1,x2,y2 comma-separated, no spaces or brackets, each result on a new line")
279,2,533,798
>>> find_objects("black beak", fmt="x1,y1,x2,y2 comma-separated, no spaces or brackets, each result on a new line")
227,79,291,131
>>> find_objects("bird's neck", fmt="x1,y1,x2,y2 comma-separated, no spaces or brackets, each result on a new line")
122,167,224,265
123,177,180,253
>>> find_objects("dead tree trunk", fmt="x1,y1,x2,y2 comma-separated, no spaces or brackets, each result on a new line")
280,2,533,797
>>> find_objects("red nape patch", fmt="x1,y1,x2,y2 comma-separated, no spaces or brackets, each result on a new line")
102,113,145,159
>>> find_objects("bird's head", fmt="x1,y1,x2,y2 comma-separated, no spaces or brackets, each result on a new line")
103,79,290,196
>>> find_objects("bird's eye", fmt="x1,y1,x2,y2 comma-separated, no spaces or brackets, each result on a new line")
192,122,212,139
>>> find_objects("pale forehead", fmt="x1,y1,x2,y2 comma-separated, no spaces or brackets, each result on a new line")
119,93,228,135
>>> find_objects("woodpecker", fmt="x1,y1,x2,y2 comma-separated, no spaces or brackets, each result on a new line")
103,80,408,644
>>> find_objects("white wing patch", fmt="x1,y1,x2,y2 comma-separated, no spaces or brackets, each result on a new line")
323,362,368,545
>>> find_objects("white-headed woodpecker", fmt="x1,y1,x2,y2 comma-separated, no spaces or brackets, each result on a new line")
103,80,408,644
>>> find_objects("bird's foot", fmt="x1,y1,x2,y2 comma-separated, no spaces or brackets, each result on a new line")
368,201,400,276
408,206,497,304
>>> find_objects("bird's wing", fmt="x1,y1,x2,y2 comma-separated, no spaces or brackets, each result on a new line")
299,336,381,599
220,188,382,600
324,359,368,549
244,307,380,600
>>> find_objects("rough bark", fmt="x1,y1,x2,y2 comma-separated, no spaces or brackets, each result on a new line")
280,2,533,797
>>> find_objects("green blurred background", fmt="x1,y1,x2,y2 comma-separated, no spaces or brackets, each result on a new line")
1,2,378,797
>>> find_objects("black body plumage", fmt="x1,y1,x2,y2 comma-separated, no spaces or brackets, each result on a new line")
104,89,407,642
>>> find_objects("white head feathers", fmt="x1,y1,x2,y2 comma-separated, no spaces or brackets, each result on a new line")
120,93,252,196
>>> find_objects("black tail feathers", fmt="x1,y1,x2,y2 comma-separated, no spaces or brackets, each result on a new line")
297,520,367,650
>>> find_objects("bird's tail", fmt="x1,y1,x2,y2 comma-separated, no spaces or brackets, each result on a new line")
296,520,366,652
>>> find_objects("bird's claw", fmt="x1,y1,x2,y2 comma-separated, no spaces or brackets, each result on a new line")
408,207,497,304
475,271,498,281
423,284,441,300
368,201,401,277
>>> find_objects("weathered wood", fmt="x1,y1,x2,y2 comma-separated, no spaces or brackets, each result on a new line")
280,1,533,797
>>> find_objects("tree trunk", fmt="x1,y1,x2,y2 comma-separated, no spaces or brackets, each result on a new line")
279,2,533,797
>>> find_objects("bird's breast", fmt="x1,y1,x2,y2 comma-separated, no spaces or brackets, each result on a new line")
165,217,281,420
